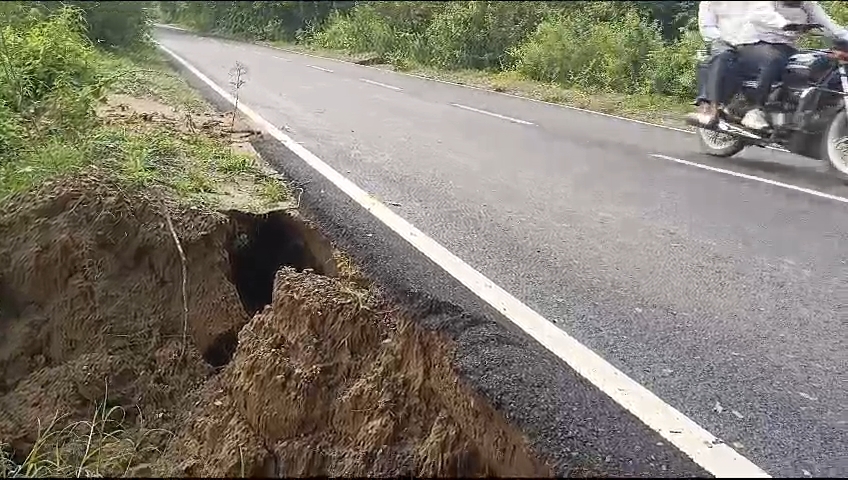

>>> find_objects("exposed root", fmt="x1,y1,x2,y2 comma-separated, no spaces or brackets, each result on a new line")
162,206,189,357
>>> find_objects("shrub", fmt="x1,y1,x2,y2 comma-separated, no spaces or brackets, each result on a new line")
424,1,548,70
512,10,665,93
0,101,24,160
641,27,700,99
77,1,153,49
38,1,153,50
0,6,106,140
312,6,401,57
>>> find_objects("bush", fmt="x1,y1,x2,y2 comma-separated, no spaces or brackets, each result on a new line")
0,8,100,115
312,6,401,57
0,101,24,159
642,27,700,99
512,10,665,93
424,1,548,70
76,1,152,49
38,1,153,50
0,6,106,146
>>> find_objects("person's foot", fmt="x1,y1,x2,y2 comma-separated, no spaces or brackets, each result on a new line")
742,108,770,130
686,103,719,127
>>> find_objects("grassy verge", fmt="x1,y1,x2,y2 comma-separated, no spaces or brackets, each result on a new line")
1,47,293,212
154,23,693,130
271,41,694,129
2,14,296,477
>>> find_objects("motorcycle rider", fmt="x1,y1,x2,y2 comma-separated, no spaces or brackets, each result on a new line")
689,1,741,128
734,1,848,130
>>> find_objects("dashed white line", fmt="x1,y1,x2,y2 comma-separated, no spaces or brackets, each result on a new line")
272,55,291,62
450,103,534,126
157,41,771,479
360,78,402,91
307,64,333,73
651,154,848,204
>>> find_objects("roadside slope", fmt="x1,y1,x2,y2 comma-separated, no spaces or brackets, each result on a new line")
155,26,848,478
0,45,553,478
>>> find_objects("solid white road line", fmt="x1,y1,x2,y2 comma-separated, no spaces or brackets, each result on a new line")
156,41,772,479
360,78,402,91
307,64,333,73
652,154,848,204
450,103,535,126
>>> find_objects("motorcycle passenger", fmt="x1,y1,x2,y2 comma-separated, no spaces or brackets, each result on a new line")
734,1,848,131
689,1,742,128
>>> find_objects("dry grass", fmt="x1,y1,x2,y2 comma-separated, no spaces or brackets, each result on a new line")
0,389,170,478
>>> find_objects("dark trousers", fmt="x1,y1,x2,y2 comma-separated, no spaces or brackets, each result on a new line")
695,40,738,106
735,42,797,107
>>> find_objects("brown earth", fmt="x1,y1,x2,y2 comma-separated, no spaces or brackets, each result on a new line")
0,168,552,477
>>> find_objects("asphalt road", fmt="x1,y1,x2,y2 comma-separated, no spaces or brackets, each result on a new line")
156,28,848,477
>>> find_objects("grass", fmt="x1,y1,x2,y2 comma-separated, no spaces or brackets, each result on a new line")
0,46,294,211
0,394,170,478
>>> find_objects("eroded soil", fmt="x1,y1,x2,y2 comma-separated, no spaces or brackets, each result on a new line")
0,170,550,478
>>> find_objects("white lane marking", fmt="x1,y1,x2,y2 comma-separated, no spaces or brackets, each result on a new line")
652,154,848,204
450,103,534,126
156,41,772,479
360,78,402,91
307,64,333,73
273,55,291,62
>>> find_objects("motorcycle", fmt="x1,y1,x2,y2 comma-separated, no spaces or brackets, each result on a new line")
691,24,848,180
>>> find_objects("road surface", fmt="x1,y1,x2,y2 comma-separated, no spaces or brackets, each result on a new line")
156,28,847,477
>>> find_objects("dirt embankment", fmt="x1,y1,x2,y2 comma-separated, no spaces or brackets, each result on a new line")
0,169,552,476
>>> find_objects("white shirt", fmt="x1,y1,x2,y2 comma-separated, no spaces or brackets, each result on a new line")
699,1,848,46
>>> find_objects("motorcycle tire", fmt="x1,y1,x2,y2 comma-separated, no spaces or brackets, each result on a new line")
821,109,848,181
696,127,746,157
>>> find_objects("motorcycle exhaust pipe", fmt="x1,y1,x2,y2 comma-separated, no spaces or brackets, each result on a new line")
717,120,765,140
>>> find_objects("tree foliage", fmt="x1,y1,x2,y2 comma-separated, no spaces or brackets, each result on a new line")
0,1,151,161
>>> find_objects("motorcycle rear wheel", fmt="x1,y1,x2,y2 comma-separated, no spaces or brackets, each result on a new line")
696,127,746,157
822,110,848,181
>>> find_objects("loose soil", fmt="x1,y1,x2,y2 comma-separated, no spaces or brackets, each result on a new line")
0,97,552,477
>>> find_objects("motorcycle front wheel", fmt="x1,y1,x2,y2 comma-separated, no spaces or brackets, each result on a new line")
696,127,746,157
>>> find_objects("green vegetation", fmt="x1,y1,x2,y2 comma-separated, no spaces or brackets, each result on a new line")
0,3,292,472
157,0,848,125
0,1,289,208
1,401,168,478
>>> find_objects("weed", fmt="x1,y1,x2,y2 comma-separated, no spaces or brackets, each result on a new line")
228,62,247,129
0,389,171,478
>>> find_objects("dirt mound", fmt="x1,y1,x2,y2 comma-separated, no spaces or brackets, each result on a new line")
159,270,549,477
98,93,262,145
0,171,245,455
0,172,550,477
